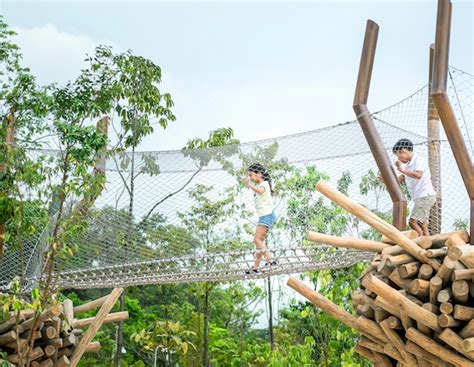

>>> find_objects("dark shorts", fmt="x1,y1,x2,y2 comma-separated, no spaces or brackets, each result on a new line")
258,211,277,229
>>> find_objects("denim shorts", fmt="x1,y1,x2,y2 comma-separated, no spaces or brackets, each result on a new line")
258,211,277,229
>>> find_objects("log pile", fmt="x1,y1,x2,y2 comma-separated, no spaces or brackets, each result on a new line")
288,182,474,367
0,288,127,367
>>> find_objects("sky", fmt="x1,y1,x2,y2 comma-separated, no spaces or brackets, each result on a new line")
1,0,472,151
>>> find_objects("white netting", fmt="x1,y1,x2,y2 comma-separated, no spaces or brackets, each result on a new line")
0,66,472,290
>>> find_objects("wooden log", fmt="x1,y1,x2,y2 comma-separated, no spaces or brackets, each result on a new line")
387,254,416,267
430,276,443,304
418,303,435,336
357,304,374,319
63,299,74,330
36,337,63,348
409,279,430,298
438,328,474,361
382,244,405,256
453,304,474,321
40,359,54,367
69,288,123,367
361,274,440,332
352,291,374,308
399,261,421,278
406,327,474,367
413,236,434,250
389,268,412,291
418,264,434,280
383,343,405,364
287,277,388,343
315,181,440,270
382,229,419,244
426,247,448,258
380,319,418,366
4,338,27,350
44,344,57,358
71,329,83,337
452,280,469,304
385,316,403,330
72,295,109,315
436,256,456,285
399,312,414,331
358,337,387,354
438,314,461,328
446,234,474,269
41,326,57,340
463,338,474,353
378,261,395,277
460,320,474,339
62,334,77,347
439,302,453,315
444,232,470,248
72,311,129,329
0,330,16,345
374,296,401,318
307,231,390,252
405,341,451,367
8,346,44,364
0,313,26,334
57,347,73,358
31,362,40,367
85,341,101,353
21,304,62,332
452,269,474,281
354,343,377,363
53,355,70,367
437,288,452,303
373,306,390,323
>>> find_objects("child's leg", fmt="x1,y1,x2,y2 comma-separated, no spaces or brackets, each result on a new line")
408,218,424,236
253,225,272,268
420,221,430,236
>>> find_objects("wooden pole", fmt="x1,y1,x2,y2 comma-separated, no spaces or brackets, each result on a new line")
307,231,389,252
431,0,474,243
287,277,388,343
353,19,407,230
69,288,123,367
427,43,443,236
316,181,440,270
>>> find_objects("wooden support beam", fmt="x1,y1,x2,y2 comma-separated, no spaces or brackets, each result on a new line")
307,231,389,252
69,288,123,367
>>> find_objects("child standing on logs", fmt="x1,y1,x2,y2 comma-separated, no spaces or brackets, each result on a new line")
392,139,437,236
242,163,277,273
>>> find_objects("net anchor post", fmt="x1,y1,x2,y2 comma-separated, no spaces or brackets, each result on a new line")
353,19,407,230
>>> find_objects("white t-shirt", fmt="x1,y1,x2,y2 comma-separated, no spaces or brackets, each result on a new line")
400,153,436,200
254,181,274,216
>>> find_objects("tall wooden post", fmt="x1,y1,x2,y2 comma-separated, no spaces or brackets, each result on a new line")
431,0,474,244
428,44,442,235
353,20,407,230
0,111,15,254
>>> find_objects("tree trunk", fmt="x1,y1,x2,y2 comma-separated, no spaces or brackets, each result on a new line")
116,145,135,366
202,284,210,367
267,277,274,351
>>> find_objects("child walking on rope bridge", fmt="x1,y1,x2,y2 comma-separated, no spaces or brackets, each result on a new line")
242,163,277,273
392,139,437,236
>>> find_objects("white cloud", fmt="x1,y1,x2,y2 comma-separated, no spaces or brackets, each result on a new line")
13,24,117,86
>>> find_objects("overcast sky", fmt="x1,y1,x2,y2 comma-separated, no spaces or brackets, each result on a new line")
1,0,472,151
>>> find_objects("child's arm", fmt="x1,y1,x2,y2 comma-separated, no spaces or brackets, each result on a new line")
395,160,423,179
242,177,265,194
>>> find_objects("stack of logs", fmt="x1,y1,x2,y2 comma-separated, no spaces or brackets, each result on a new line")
0,288,127,367
288,181,474,367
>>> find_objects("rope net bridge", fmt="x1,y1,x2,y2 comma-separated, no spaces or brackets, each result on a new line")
1,66,472,290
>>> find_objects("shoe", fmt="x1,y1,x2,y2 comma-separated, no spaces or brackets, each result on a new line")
265,260,278,267
245,268,259,274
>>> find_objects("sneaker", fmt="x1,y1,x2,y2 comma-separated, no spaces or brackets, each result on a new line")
245,268,259,274
265,260,278,267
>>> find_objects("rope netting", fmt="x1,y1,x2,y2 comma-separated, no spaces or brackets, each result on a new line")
0,66,472,290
